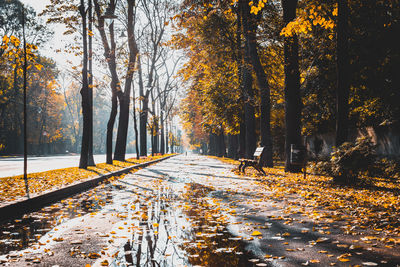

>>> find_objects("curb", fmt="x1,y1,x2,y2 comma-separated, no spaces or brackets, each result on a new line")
0,154,176,223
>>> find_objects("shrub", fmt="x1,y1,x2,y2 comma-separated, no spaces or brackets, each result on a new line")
311,137,376,184
374,158,400,179
330,136,376,183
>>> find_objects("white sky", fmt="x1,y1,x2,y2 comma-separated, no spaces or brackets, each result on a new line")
20,0,81,70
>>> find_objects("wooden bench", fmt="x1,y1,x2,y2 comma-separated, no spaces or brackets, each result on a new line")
238,147,266,175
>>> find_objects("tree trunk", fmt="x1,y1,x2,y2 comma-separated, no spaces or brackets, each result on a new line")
335,0,350,147
216,130,226,157
227,134,239,159
242,1,273,166
93,0,123,164
87,0,95,166
79,0,90,169
160,114,165,155
165,119,169,153
114,95,130,161
240,0,257,159
132,88,140,160
106,94,118,164
150,122,154,157
208,133,216,156
236,3,246,160
138,55,148,157
282,0,302,173
154,117,159,154
114,0,138,161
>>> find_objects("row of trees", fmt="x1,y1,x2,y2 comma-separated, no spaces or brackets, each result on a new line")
0,1,64,155
1,0,182,167
177,0,399,175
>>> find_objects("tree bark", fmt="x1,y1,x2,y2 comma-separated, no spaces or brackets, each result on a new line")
132,86,140,160
93,0,122,164
208,133,216,156
114,0,138,161
282,0,302,173
216,130,226,157
240,0,257,159
242,1,273,167
227,134,239,159
79,0,90,169
236,3,246,160
160,112,165,155
87,0,95,166
335,0,350,147
138,55,149,157
106,94,117,164
165,118,169,153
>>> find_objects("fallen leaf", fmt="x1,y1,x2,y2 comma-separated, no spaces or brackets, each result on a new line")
251,230,262,236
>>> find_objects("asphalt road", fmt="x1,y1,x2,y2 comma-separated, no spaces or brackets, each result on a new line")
0,153,137,178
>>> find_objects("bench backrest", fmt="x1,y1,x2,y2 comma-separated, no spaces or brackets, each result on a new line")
253,147,264,158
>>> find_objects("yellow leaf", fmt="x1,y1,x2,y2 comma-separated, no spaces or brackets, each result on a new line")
251,230,262,236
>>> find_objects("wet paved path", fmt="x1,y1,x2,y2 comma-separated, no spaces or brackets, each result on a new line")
1,155,400,266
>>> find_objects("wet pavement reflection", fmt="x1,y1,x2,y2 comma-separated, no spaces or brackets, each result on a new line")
111,181,268,267
0,161,270,266
0,182,114,255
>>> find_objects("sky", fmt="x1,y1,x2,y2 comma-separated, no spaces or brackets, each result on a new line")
20,0,81,69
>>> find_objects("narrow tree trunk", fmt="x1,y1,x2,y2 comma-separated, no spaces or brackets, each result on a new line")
79,0,90,169
150,122,154,156
154,117,159,154
87,0,95,166
160,114,165,155
132,88,140,160
335,0,350,147
165,119,169,153
242,1,273,167
282,0,302,173
238,119,246,158
138,55,148,157
106,94,118,164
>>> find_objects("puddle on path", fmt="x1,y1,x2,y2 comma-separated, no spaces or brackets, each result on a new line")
0,182,114,255
111,182,268,267
1,172,269,267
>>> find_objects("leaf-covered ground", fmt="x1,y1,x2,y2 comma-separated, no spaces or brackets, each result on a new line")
1,155,399,266
214,156,400,265
0,154,172,206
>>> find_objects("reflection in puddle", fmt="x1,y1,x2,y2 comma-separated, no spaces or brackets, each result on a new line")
112,183,267,267
1,173,269,266
0,183,114,255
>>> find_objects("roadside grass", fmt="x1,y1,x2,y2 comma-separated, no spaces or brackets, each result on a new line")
213,156,400,243
0,154,174,205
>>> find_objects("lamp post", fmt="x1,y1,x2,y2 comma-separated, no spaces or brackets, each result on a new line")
22,4,30,198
